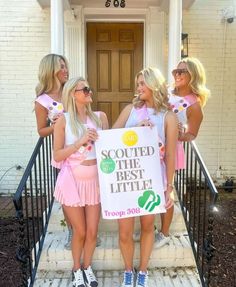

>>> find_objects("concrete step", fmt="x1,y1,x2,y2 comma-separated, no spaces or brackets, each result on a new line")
34,268,202,287
37,230,196,272
48,201,186,234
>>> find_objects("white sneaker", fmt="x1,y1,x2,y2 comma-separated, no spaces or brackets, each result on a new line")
135,271,148,287
65,227,73,250
154,231,170,249
72,269,86,287
83,266,98,287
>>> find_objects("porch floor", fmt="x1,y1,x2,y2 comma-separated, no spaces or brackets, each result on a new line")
34,268,201,287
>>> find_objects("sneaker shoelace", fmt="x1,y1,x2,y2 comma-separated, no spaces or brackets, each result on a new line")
137,272,147,287
124,271,133,284
85,267,97,283
157,232,164,241
73,270,85,286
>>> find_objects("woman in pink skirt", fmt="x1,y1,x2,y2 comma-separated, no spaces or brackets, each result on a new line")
53,77,109,287
34,54,74,247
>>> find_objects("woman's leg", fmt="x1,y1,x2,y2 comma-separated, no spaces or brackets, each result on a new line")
63,207,73,250
139,214,155,271
63,207,72,227
160,205,174,236
63,205,86,271
83,203,101,268
118,217,135,270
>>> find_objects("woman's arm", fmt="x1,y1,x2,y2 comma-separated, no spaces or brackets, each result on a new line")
53,115,75,162
179,102,203,142
100,111,109,130
53,115,99,162
112,104,133,129
35,102,54,137
164,111,178,208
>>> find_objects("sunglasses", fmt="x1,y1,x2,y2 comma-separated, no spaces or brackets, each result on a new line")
172,69,189,76
75,86,92,95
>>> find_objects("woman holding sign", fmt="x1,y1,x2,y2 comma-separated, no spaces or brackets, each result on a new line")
113,67,178,287
53,77,109,287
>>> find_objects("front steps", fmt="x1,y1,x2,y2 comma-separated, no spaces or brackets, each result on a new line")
34,268,201,287
35,199,202,286
37,229,194,271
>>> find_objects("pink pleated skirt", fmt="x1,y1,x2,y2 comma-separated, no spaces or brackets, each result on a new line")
175,141,185,170
51,157,62,169
54,163,100,207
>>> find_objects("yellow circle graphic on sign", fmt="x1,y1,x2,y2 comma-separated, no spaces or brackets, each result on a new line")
122,130,138,146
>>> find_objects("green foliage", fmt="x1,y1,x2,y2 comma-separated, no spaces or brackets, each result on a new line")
60,219,66,227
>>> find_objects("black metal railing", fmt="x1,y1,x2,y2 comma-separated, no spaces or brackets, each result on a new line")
13,135,57,287
175,141,218,287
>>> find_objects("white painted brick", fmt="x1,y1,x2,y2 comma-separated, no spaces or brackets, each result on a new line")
0,0,50,193
182,0,236,183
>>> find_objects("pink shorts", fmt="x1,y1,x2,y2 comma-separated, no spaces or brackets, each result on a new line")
54,164,100,207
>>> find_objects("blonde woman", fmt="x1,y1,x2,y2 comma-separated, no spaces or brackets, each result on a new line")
113,67,178,287
34,53,75,248
35,53,69,137
154,57,210,249
53,77,109,287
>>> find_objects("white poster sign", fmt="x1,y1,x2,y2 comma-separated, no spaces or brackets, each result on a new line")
95,127,166,219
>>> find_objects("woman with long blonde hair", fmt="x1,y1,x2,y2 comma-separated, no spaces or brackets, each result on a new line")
53,77,109,287
154,57,210,249
34,53,75,248
113,67,178,287
35,53,69,137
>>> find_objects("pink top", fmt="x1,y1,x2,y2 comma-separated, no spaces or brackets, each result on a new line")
169,92,198,170
63,112,101,161
169,93,198,126
53,112,102,206
35,93,64,122
36,94,64,169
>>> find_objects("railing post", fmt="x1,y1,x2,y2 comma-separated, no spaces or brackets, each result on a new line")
175,141,218,287
203,203,217,286
15,204,30,286
13,136,55,286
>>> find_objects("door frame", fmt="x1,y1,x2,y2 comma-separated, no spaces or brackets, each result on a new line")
84,8,146,77
65,6,165,79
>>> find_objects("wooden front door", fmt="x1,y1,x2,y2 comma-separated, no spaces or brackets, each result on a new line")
87,23,143,126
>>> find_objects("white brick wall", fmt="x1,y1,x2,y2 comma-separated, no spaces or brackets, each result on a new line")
0,0,235,193
0,0,50,193
183,0,236,183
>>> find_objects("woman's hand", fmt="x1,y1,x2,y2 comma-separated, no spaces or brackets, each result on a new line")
74,128,98,148
164,186,175,209
177,122,184,140
178,122,183,133
137,118,154,127
51,113,63,126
